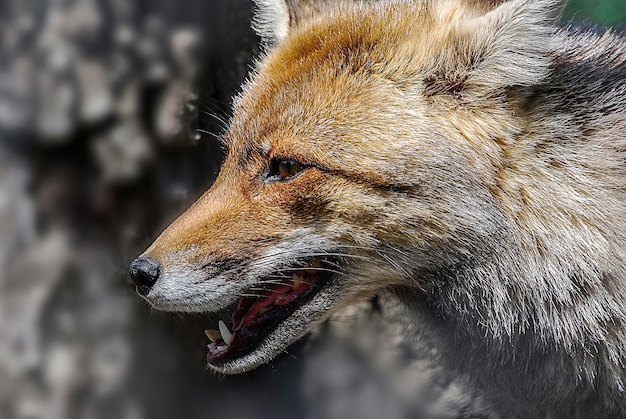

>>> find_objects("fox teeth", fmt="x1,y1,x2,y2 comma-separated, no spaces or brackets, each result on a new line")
292,273,304,289
204,329,220,343
218,320,233,346
274,293,288,304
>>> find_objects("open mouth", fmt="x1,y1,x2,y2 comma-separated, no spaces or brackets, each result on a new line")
203,258,331,366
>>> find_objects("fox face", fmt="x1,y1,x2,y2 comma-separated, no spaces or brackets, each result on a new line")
129,0,570,374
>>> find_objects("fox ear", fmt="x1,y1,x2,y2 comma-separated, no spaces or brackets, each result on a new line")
424,0,567,98
252,0,349,45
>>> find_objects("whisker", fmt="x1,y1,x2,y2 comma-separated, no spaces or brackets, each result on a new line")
278,266,347,277
194,128,222,140
258,279,293,286
201,242,410,285
239,293,262,298
323,259,344,270
281,348,301,362
197,107,229,126
332,244,400,256
196,98,229,110
287,252,379,262
379,252,411,278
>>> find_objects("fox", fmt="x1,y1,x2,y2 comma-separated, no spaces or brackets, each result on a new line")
128,0,626,416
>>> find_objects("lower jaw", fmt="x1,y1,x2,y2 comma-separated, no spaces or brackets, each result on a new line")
204,260,333,367
206,312,316,373
207,309,319,373
206,278,346,374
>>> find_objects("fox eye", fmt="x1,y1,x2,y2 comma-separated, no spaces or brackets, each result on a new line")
267,158,305,181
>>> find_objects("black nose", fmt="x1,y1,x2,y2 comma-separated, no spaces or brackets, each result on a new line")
128,257,161,296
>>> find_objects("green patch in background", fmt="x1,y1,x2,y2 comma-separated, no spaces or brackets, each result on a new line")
564,0,626,27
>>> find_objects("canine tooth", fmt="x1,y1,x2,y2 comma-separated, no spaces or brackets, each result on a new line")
274,293,290,305
218,320,233,346
204,329,220,343
292,273,304,289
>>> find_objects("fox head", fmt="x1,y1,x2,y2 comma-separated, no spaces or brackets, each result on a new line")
129,0,568,374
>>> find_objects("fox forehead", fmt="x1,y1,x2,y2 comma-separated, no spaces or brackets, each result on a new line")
224,1,498,186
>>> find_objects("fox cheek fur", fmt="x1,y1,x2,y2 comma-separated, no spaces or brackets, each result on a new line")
129,0,626,416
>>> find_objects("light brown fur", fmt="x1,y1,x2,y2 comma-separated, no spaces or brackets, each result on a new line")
134,0,626,416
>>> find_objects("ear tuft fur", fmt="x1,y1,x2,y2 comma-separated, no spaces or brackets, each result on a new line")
427,0,568,97
252,0,351,46
251,0,291,45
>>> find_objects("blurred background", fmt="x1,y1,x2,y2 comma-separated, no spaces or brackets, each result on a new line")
0,1,624,419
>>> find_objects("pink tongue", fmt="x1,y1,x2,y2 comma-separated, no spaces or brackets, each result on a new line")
234,284,294,330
